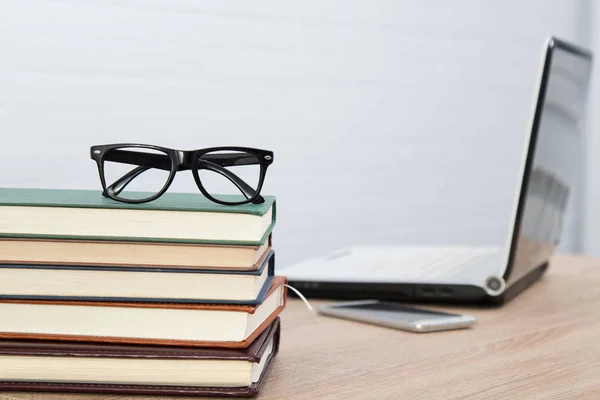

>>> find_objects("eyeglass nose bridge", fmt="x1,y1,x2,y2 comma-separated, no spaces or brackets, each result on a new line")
176,150,194,167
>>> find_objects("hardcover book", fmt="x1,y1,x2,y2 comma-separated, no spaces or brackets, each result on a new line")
0,187,276,245
0,235,272,270
0,317,281,397
0,276,287,348
0,250,276,304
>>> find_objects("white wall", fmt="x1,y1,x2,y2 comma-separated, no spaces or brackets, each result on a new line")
0,0,590,266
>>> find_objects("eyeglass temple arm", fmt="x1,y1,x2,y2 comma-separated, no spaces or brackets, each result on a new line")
103,151,264,203
105,164,264,203
197,159,264,203
194,153,266,203
103,166,152,197
102,150,172,198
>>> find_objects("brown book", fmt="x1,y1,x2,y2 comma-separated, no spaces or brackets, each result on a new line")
0,235,272,270
0,318,280,397
0,276,287,348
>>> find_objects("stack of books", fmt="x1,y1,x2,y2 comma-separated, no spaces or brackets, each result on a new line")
0,187,286,397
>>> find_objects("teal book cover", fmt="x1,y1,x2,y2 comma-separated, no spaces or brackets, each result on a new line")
0,188,276,245
0,187,275,216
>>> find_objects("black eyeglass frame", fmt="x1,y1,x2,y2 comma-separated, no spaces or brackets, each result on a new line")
90,143,274,205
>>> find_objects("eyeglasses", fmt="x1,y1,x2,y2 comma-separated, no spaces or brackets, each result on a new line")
90,143,273,205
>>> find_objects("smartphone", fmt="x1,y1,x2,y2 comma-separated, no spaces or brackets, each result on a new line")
317,299,476,333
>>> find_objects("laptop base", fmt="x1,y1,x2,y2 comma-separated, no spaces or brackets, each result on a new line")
287,263,548,307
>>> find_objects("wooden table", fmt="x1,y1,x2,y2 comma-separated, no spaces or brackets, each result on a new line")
2,254,600,400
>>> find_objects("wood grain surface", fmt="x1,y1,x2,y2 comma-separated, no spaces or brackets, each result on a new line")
2,254,600,400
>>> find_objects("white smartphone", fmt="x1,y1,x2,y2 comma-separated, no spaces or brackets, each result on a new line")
317,299,476,333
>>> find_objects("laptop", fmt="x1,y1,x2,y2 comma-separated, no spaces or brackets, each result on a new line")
280,37,593,306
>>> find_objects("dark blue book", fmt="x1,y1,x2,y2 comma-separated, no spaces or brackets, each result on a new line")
0,250,275,305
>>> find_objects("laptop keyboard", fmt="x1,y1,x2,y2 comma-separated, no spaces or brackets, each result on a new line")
360,246,502,279
282,246,504,282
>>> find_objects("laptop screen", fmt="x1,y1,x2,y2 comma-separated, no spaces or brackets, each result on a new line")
507,40,592,285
